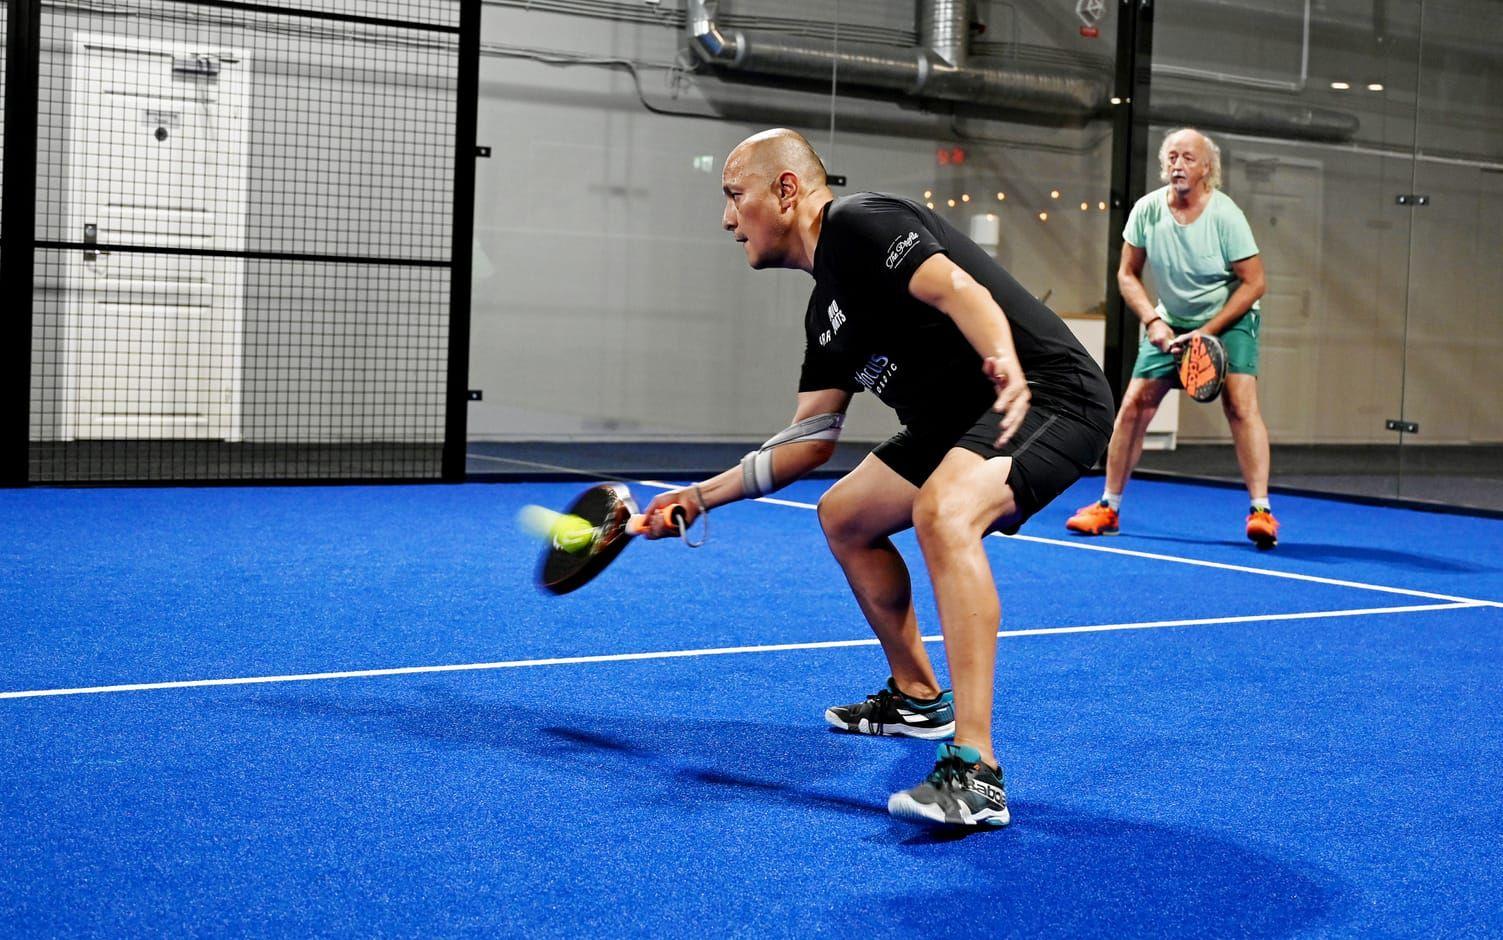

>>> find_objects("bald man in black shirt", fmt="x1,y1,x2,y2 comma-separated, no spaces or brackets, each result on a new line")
642,129,1113,828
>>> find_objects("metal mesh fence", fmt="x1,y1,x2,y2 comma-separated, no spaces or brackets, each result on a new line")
18,0,462,482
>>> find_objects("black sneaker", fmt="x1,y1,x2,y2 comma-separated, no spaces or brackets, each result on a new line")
887,743,1011,828
823,677,955,740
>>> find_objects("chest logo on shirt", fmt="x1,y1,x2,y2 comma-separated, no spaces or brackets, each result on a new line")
885,232,920,270
819,300,846,347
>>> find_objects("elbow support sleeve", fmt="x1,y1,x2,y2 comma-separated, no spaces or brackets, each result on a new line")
739,412,845,499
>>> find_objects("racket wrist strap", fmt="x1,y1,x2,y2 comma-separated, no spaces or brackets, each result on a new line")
681,484,709,548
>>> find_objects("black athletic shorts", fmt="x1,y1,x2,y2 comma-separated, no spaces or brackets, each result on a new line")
873,398,1112,535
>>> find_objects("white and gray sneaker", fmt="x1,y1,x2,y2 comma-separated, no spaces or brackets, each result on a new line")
823,678,956,740
888,742,1011,828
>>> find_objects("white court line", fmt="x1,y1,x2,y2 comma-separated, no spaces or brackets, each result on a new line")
1007,533,1503,607
658,488,1503,609
0,601,1483,700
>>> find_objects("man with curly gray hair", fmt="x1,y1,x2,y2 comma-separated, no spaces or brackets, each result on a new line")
1067,127,1279,548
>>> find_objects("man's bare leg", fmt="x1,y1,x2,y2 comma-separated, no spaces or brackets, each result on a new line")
1222,373,1271,500
910,449,1020,769
818,454,939,699
1103,377,1176,495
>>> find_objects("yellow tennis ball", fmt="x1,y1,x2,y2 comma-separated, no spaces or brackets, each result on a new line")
518,505,596,554
550,514,597,554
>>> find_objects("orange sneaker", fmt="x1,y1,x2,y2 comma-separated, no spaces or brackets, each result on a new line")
1066,501,1119,535
1246,507,1279,549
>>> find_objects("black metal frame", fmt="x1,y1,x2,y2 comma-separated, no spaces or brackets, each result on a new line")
0,0,481,487
443,0,480,482
2,0,42,486
1103,0,1154,408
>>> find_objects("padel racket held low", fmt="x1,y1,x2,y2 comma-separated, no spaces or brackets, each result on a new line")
525,482,696,595
1176,333,1227,403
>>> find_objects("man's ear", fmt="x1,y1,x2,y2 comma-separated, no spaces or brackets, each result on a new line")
777,171,800,208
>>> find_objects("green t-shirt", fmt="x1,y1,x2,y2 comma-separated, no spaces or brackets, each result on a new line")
1123,186,1261,327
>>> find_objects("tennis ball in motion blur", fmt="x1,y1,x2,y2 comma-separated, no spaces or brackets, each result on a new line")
518,505,597,554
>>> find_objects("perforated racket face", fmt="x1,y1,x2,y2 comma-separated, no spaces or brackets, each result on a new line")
539,483,639,595
1178,333,1227,403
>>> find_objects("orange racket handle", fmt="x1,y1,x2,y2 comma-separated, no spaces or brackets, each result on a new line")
626,505,685,536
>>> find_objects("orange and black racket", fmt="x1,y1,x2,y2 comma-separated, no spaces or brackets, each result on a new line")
525,482,689,595
1176,333,1227,403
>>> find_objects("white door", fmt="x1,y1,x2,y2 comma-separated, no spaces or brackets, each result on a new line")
1237,155,1322,444
65,35,249,441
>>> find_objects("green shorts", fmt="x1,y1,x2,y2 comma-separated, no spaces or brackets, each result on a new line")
1132,311,1261,380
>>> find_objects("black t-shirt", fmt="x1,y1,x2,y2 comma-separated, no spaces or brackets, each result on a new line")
799,192,1111,430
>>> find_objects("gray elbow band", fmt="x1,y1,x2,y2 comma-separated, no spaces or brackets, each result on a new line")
740,412,845,499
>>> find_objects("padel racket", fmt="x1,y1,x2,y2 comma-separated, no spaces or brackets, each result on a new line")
532,482,688,595
1176,333,1227,403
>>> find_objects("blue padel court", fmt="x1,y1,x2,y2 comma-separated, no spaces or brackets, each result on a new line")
3,476,1501,936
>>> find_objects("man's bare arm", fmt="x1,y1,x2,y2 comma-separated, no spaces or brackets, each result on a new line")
695,388,851,509
1118,243,1176,352
638,388,851,536
907,253,1030,446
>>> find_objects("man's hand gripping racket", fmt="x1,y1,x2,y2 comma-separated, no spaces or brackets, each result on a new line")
518,482,706,595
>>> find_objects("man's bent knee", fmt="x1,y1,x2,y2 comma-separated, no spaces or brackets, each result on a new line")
1221,378,1262,424
817,491,852,542
912,485,996,551
1117,396,1151,427
819,488,883,548
1118,381,1168,427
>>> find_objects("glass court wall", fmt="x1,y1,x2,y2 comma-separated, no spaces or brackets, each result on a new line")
1134,0,1503,511
466,0,1121,478
465,0,1500,514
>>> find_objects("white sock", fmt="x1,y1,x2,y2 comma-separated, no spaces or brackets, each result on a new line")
1251,497,1271,512
1101,492,1122,511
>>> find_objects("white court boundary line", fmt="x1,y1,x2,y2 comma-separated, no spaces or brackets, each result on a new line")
0,601,1481,700
663,489,1503,609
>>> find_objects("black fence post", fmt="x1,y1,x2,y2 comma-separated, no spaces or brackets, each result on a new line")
1103,0,1155,407
442,0,480,481
1,0,41,486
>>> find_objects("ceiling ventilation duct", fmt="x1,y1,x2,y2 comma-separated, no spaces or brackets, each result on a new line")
686,0,1360,142
687,0,1108,118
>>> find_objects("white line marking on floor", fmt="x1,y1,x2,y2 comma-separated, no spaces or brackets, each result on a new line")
1,602,1482,700
1005,534,1503,607
673,489,1502,608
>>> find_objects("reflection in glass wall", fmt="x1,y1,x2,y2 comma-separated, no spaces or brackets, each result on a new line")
465,0,1499,511
466,0,1119,477
1135,0,1503,510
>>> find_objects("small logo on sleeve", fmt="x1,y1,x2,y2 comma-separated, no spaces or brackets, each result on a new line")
827,301,846,332
885,232,921,270
819,300,846,346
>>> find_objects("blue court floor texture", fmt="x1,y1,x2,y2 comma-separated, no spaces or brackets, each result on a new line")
2,476,1501,937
